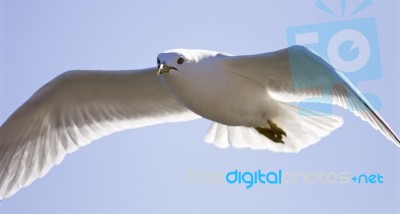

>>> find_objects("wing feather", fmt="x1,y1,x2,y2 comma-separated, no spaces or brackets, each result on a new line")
0,68,199,199
220,45,400,146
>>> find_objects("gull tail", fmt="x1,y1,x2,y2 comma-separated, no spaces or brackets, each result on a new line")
204,103,343,153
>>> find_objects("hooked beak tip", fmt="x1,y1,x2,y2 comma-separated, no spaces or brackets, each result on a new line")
157,64,163,75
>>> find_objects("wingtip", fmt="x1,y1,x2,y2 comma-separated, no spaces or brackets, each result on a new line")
391,135,400,148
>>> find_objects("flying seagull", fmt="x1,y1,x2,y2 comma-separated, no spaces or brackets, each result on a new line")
0,45,399,199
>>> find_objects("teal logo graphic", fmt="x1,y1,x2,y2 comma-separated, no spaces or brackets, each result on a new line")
286,0,381,115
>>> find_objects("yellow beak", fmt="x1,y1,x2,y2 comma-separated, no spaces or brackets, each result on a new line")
157,64,175,75
157,64,165,75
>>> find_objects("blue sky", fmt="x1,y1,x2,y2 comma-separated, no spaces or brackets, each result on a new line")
1,0,399,213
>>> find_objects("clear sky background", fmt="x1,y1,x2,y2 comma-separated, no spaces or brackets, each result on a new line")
1,0,399,213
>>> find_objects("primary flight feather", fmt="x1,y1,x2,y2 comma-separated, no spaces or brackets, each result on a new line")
0,45,399,199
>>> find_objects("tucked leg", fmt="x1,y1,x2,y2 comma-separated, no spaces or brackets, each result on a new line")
255,119,287,144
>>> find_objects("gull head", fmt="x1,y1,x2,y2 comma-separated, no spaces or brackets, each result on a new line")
156,49,220,75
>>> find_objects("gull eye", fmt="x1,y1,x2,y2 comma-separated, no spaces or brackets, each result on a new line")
177,57,184,64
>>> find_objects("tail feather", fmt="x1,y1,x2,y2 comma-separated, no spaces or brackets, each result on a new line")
204,103,343,153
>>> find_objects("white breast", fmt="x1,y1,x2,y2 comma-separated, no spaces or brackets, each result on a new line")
160,60,279,127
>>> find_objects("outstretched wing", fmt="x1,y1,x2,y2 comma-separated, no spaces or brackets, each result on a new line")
220,45,400,146
0,68,200,199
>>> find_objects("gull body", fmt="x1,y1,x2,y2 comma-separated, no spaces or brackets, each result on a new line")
158,49,279,127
